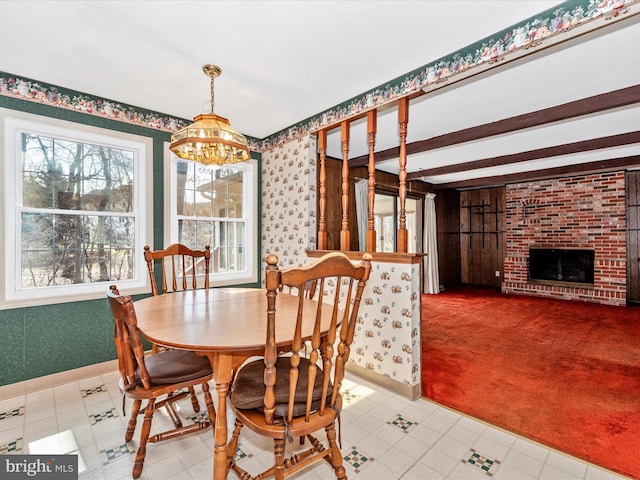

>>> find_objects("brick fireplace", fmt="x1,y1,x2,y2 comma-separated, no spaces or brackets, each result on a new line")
502,171,627,306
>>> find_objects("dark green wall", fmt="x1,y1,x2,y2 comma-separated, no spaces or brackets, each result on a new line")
0,94,262,387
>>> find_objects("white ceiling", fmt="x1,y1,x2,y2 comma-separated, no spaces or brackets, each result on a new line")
1,1,639,188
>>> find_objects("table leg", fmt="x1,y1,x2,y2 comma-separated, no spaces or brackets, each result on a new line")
214,380,229,480
210,353,233,480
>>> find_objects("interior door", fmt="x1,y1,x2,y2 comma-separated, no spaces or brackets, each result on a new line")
627,172,640,304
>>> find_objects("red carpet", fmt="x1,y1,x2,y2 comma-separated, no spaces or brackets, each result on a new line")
421,286,640,479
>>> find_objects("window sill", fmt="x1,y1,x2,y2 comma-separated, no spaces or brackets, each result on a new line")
0,285,151,311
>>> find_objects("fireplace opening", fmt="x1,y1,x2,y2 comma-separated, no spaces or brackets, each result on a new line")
529,248,595,286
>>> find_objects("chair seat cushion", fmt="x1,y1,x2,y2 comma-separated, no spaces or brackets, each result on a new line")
231,356,333,418
143,349,212,386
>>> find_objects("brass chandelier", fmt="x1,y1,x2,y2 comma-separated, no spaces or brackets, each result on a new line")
170,64,250,167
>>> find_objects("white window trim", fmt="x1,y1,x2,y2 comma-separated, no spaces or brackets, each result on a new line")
0,109,153,309
163,144,258,287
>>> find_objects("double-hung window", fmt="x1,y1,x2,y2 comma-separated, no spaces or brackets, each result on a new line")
2,110,152,307
165,148,257,286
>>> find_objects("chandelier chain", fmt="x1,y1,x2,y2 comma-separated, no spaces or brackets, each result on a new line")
210,74,215,113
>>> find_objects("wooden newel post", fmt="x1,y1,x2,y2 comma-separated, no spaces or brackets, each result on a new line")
263,254,280,425
340,121,351,251
366,110,377,252
317,130,328,250
397,97,409,253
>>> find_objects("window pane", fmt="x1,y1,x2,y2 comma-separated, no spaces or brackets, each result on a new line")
176,161,194,216
22,134,134,213
374,193,395,252
194,163,215,217
106,216,135,250
226,169,243,218
234,222,245,271
235,222,245,247
20,212,85,286
21,250,54,288
52,138,79,210
179,219,196,246
401,197,418,254
195,221,214,248
22,134,55,208
20,212,135,288
21,212,54,287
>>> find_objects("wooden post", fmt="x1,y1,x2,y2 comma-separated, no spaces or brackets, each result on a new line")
397,97,409,253
317,130,327,250
340,121,351,251
366,110,377,252
263,254,280,426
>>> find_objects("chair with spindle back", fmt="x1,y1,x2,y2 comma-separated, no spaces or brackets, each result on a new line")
143,243,211,297
227,251,372,480
143,243,211,411
106,285,216,479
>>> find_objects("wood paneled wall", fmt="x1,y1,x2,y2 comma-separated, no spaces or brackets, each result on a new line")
460,187,505,289
435,188,461,288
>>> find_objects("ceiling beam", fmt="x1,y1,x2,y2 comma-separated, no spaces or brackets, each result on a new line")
431,155,640,190
407,131,640,180
349,83,640,168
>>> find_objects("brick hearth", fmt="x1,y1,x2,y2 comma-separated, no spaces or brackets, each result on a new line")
502,171,627,306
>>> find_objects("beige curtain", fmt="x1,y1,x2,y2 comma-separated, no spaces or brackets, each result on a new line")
423,192,440,294
355,179,368,251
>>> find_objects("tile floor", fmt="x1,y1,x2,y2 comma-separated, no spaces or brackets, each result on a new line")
0,370,629,480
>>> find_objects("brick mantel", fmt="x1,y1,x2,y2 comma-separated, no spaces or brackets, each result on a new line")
503,172,626,306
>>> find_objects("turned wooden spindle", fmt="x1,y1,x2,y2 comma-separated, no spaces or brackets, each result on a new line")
317,129,328,250
340,121,351,251
366,110,377,252
397,97,409,253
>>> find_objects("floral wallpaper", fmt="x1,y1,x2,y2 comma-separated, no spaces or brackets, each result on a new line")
261,135,422,391
1,0,636,153
353,261,422,388
261,135,318,270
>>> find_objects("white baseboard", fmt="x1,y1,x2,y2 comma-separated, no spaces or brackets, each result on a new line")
0,359,119,400
346,362,422,400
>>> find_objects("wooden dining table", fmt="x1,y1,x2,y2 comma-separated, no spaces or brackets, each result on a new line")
133,287,333,480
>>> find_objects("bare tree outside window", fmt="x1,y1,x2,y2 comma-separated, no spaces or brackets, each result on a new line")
20,133,136,288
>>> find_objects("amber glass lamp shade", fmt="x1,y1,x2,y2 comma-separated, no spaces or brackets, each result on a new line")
170,113,250,166
169,64,250,167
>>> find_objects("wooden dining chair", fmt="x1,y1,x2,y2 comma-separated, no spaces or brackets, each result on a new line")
143,243,211,297
106,285,216,479
227,252,372,480
144,243,211,410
